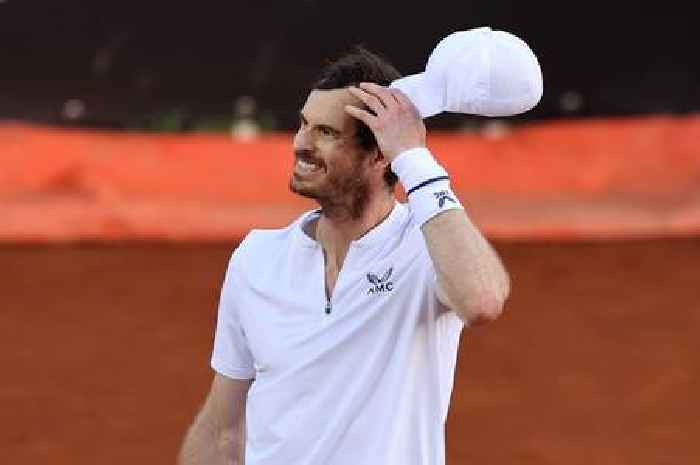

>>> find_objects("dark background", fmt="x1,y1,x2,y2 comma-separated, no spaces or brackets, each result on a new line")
0,1,696,129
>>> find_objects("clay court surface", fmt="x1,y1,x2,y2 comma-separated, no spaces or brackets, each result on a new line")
2,238,698,464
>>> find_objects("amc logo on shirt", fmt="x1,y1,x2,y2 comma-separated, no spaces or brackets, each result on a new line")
366,267,394,295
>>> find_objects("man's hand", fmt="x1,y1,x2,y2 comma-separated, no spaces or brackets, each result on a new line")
345,82,427,162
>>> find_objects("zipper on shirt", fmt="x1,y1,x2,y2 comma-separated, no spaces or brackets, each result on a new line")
320,243,354,316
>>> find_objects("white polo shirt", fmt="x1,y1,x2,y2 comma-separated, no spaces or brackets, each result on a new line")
211,202,465,465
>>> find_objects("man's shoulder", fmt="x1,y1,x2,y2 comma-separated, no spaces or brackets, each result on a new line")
231,211,312,265
224,212,314,289
235,227,292,259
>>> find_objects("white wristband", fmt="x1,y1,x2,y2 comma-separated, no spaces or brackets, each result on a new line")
391,147,463,226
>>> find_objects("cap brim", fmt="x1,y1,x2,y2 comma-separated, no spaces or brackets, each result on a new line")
390,73,444,119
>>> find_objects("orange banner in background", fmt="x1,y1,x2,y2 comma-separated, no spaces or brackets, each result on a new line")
1,115,699,241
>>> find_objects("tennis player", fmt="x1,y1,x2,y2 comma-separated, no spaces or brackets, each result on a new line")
179,47,513,465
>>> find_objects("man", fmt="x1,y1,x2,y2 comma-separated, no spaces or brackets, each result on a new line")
179,47,511,465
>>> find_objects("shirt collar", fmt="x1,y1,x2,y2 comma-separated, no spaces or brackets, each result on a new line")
295,202,407,250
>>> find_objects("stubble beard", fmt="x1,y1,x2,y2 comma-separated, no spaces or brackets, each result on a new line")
289,163,370,221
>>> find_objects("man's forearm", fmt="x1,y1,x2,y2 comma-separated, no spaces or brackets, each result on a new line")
178,412,245,465
422,208,510,324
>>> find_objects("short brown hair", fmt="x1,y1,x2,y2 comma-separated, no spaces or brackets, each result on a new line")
312,46,402,189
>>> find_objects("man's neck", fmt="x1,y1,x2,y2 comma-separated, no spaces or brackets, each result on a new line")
316,192,395,270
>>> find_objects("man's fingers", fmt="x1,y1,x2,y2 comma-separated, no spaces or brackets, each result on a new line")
390,88,411,108
360,82,418,118
391,88,421,117
359,82,394,106
344,105,377,128
348,86,386,116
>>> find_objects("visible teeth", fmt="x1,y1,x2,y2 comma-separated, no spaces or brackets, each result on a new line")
296,159,321,175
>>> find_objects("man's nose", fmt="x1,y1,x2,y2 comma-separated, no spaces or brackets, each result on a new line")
293,126,312,151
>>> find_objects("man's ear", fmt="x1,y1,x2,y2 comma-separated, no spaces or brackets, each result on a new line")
371,148,390,170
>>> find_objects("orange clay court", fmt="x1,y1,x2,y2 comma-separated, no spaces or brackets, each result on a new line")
1,117,699,464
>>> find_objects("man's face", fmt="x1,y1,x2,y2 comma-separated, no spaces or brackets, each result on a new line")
290,89,374,207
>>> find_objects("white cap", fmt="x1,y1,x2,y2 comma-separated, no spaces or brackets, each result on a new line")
391,27,543,118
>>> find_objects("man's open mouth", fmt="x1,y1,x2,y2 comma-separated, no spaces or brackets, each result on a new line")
294,157,323,176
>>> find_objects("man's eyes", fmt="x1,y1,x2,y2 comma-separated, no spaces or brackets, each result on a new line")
317,126,334,136
298,118,336,138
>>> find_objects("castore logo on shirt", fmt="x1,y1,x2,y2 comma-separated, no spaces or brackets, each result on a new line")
366,267,394,295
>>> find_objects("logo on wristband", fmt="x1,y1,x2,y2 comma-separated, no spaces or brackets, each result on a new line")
434,190,456,208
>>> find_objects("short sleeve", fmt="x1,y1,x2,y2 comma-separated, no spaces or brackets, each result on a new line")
210,252,256,380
